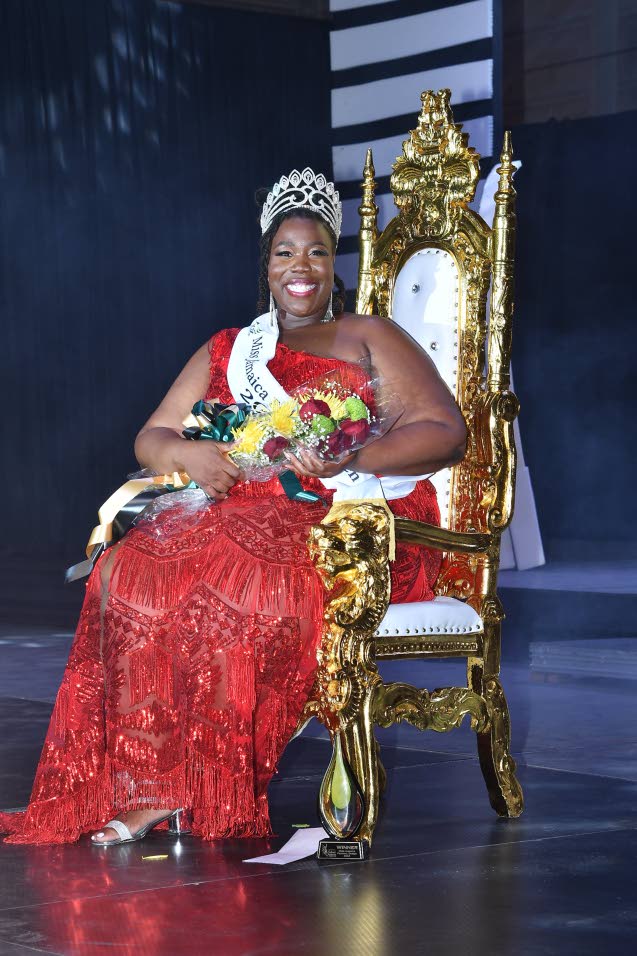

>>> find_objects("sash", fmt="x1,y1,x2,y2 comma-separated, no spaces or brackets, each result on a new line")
227,314,428,559
226,310,288,412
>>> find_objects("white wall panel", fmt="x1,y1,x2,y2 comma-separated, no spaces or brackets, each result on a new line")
341,190,398,238
332,58,492,127
331,1,492,70
334,250,360,291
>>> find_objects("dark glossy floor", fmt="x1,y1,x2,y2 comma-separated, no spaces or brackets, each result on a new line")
1,563,636,955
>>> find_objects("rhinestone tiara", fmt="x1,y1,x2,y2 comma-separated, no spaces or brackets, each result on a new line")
260,167,342,240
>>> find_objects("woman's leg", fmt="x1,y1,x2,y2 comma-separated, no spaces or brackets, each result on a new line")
2,492,326,845
89,544,181,842
171,494,326,839
91,539,187,843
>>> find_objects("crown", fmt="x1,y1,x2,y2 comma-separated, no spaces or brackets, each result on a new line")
260,167,342,240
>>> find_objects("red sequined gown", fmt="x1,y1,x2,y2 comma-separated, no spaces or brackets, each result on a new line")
1,330,441,844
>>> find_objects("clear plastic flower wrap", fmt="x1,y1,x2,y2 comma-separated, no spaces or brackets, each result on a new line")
122,469,214,540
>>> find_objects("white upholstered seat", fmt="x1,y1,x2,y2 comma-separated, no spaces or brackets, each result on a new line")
374,596,483,639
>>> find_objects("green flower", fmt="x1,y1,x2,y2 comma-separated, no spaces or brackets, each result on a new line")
344,396,369,422
311,414,336,436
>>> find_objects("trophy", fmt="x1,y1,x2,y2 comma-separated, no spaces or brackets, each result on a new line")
317,732,368,861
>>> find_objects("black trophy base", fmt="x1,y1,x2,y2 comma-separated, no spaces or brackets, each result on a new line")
317,838,369,862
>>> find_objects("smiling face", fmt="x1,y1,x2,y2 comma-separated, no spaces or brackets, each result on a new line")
267,215,335,327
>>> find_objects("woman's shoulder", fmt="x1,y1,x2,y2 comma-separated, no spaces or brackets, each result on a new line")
336,313,426,369
207,326,240,359
337,312,397,344
209,326,240,343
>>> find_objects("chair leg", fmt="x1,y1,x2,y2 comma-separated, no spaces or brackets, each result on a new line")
473,669,524,817
376,738,387,795
341,688,381,845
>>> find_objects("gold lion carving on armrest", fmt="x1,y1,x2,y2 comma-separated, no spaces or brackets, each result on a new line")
306,503,392,729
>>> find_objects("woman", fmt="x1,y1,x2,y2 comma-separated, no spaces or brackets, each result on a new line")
0,169,466,846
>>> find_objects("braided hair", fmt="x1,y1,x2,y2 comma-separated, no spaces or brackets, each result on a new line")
255,196,346,317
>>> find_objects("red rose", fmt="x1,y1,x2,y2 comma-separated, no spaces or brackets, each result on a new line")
263,436,290,460
339,418,370,445
324,429,353,459
299,399,331,423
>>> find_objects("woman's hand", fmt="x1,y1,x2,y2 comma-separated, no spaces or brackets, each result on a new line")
283,446,357,481
181,440,244,500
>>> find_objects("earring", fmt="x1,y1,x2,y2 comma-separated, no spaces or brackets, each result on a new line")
321,293,334,324
269,292,278,327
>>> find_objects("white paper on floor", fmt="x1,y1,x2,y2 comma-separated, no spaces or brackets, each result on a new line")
243,827,325,865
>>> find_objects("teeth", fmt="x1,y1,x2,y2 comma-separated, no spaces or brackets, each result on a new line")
288,283,316,292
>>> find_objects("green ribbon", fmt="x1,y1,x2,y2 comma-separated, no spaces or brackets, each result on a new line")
278,469,323,504
182,400,248,443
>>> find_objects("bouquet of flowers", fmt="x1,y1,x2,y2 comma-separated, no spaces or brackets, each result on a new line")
184,369,401,482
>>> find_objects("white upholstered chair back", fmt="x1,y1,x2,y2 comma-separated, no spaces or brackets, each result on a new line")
391,248,460,529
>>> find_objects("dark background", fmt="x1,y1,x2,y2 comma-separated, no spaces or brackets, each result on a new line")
0,0,634,596
0,0,331,567
502,0,637,556
512,108,635,555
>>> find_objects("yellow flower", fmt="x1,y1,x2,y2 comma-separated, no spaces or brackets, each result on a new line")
299,389,348,420
268,399,299,438
231,418,268,456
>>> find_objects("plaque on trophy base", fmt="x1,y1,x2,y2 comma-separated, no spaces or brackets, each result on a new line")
317,732,369,862
317,838,369,862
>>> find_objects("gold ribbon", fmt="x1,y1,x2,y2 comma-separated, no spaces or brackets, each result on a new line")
85,471,190,557
182,411,213,430
321,498,396,562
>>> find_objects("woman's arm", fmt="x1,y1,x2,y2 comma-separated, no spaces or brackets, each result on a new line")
353,420,465,477
135,342,243,500
353,315,466,476
282,315,466,482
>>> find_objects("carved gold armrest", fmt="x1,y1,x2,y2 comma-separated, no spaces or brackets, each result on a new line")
472,389,519,532
306,502,392,731
394,518,491,554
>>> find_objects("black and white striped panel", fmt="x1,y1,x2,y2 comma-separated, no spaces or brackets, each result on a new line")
330,0,495,292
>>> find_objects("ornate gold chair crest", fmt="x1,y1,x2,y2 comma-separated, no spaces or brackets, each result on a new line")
304,89,524,848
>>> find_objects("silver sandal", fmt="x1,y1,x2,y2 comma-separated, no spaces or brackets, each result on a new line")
91,808,188,846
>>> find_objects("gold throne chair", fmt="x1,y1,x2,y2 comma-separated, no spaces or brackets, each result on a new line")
303,89,524,847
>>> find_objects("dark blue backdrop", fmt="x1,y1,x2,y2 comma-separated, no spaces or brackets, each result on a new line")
1,0,633,574
512,109,636,554
1,0,331,561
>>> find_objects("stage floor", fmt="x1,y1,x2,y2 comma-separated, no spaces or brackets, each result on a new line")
1,631,636,954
